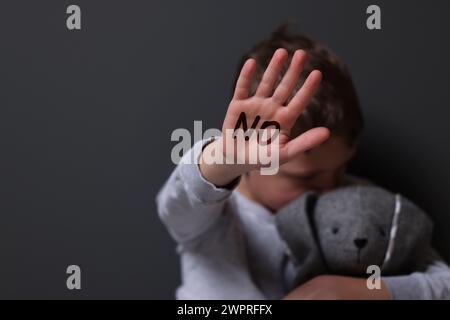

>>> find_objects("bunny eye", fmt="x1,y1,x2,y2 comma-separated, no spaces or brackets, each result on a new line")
332,227,339,235
379,227,387,237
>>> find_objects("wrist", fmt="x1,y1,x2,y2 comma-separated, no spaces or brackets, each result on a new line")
199,139,251,187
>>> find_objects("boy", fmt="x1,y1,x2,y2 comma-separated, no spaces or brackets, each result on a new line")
156,25,450,299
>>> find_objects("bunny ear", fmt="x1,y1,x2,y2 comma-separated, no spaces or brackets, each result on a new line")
381,194,433,274
275,191,326,285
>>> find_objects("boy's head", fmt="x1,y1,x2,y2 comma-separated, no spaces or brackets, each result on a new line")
235,24,364,211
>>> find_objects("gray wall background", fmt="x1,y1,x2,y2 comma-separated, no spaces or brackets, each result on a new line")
0,0,449,299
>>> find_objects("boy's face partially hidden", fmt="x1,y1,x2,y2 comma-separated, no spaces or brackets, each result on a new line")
238,136,356,212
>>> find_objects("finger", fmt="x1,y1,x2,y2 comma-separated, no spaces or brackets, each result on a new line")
272,50,307,104
255,48,288,98
286,70,322,116
283,127,330,161
233,58,257,100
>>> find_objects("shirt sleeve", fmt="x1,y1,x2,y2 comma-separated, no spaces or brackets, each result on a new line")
383,247,450,299
156,138,240,244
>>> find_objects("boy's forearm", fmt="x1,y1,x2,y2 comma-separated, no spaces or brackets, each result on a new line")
383,258,450,299
283,275,390,300
156,139,238,244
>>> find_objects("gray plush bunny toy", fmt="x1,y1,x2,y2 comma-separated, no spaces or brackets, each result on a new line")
275,185,433,287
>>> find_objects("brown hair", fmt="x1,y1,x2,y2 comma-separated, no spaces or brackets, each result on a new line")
233,24,364,145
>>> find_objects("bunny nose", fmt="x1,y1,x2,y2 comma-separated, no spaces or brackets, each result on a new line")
354,238,368,249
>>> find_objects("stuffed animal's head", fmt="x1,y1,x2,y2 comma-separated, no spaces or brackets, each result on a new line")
276,185,433,280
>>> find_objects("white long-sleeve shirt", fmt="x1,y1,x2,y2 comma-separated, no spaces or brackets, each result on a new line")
156,139,450,299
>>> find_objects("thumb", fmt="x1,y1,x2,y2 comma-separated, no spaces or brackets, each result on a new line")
283,127,330,161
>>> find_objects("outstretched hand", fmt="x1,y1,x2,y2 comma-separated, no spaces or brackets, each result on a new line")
200,48,330,186
221,48,330,166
